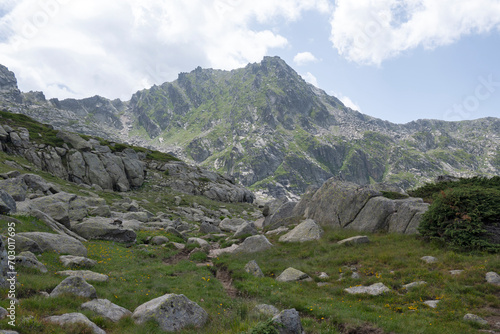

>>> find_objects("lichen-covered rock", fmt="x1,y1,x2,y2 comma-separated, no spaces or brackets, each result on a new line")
0,190,16,214
276,268,312,282
344,283,391,296
50,276,97,299
56,131,93,151
59,255,97,268
150,236,169,245
244,260,264,277
278,219,323,242
252,304,280,317
56,270,109,282
45,313,105,334
17,232,87,257
81,299,132,323
233,235,273,254
233,222,258,238
486,272,500,285
71,217,136,243
0,177,27,201
272,308,305,334
14,251,47,273
219,217,246,232
132,294,208,331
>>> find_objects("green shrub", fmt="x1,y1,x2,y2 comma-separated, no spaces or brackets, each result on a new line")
381,191,409,200
249,319,281,334
418,185,500,252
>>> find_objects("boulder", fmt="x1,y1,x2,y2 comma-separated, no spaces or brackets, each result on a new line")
121,156,145,188
387,198,430,234
0,190,16,214
463,313,488,325
345,196,395,232
233,235,273,254
219,218,247,232
337,236,370,245
56,270,109,282
276,268,312,282
45,313,105,334
233,222,258,238
59,255,97,268
0,237,7,288
421,256,438,264
278,219,323,243
71,217,136,243
56,131,93,151
25,192,78,226
423,300,440,308
17,232,87,257
50,276,97,299
403,281,426,290
187,238,210,252
12,234,42,254
132,294,208,331
0,306,7,319
0,177,27,201
81,299,132,323
252,304,280,317
199,221,221,234
82,152,113,190
272,308,305,334
344,283,391,296
244,260,264,277
22,174,58,194
150,236,169,245
14,251,47,273
263,201,297,229
486,272,500,285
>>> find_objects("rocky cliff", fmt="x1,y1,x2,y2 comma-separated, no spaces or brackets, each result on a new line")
1,59,499,200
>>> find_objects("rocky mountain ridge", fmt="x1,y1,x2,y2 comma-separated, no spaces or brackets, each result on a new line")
1,60,499,200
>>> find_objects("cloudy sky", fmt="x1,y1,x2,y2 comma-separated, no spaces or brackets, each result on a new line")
0,0,499,124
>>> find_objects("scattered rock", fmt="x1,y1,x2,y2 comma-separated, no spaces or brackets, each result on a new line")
12,234,42,254
423,300,440,308
486,272,500,285
450,270,464,276
421,256,438,264
45,312,105,334
233,235,273,254
233,222,258,238
272,308,305,334
463,313,488,325
318,272,329,279
209,243,239,257
278,219,323,243
50,276,97,298
71,217,136,243
81,299,132,322
56,270,109,282
200,221,221,234
0,190,16,214
132,294,208,332
219,217,247,232
59,255,97,268
187,237,210,252
14,251,47,273
403,281,426,290
276,268,312,282
0,306,7,319
337,236,370,245
345,283,391,296
150,236,169,245
252,304,280,317
244,260,264,277
17,232,87,257
266,227,289,235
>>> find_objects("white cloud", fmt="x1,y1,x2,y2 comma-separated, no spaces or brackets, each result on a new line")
0,0,330,99
301,72,318,87
337,94,361,111
330,0,500,65
293,51,318,66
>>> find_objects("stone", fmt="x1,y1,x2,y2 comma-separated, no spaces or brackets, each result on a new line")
56,131,93,151
89,205,112,217
0,177,27,201
25,192,78,226
45,313,105,334
56,270,109,282
71,217,136,243
121,156,145,188
50,276,97,299
219,217,247,232
278,219,323,243
17,232,87,256
0,190,16,214
0,306,7,319
344,283,391,296
463,313,488,325
233,235,273,254
123,211,150,222
132,294,208,332
22,174,58,193
233,222,258,238
209,243,239,257
14,251,47,273
337,236,370,245
81,299,132,322
252,304,280,317
318,272,329,279
272,308,305,334
187,237,210,252
150,236,169,245
403,281,426,290
82,152,113,190
450,270,464,276
266,227,289,235
0,236,7,287
263,201,297,229
12,234,42,253
423,300,440,308
486,272,500,285
60,255,97,268
421,256,438,264
276,268,312,282
244,260,264,277
200,221,222,234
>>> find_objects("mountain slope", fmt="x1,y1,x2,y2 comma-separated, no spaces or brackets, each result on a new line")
1,59,499,199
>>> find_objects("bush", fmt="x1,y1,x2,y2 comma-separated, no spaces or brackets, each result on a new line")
418,185,500,252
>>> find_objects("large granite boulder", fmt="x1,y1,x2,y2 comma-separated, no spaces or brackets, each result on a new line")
233,235,273,254
278,219,323,243
45,313,105,334
56,131,92,151
14,251,47,273
0,177,27,201
276,268,312,282
272,308,305,334
16,232,87,257
132,294,208,331
50,276,97,299
71,217,136,243
219,218,247,232
0,190,16,214
263,200,297,229
56,270,109,282
81,299,132,323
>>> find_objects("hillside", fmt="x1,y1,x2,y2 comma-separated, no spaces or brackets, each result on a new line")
1,59,499,200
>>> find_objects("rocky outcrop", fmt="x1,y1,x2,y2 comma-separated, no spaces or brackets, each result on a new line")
71,217,137,243
278,219,323,243
292,179,429,234
16,232,87,257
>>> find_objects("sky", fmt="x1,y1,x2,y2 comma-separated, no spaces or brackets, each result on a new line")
0,0,499,124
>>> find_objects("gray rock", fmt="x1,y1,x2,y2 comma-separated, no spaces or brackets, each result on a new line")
345,283,391,296
132,294,208,331
123,211,150,222
220,217,247,232
463,313,488,325
279,219,323,243
187,237,210,252
266,227,289,235
14,251,47,273
486,272,500,285
56,131,93,151
421,256,438,264
150,236,169,245
263,201,297,229
0,190,16,214
346,196,395,232
200,221,222,234
0,237,6,288
45,313,105,334
71,217,136,243
233,222,258,238
403,281,426,290
272,308,305,334
25,192,78,226
387,198,429,234
0,306,7,319
82,152,113,190
89,205,112,218
60,255,97,268
337,236,370,245
276,268,312,282
252,304,280,317
22,174,58,193
450,270,464,275
56,270,108,282
0,177,27,201
244,260,264,277
50,276,97,299
423,300,440,308
121,157,145,188
318,272,329,279
100,153,130,191
81,299,132,322
17,232,87,256
12,234,42,253
233,235,273,254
